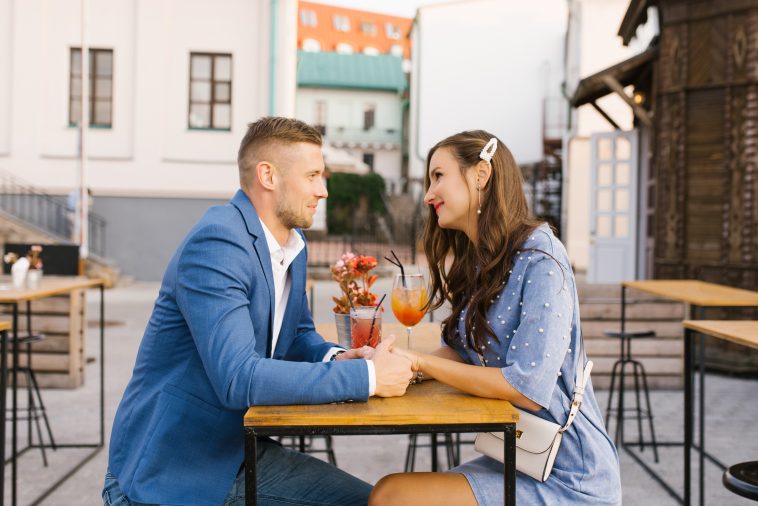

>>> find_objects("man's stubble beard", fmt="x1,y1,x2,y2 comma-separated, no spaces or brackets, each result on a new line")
275,192,313,230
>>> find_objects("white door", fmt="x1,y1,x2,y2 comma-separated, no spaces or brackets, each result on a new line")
588,130,638,283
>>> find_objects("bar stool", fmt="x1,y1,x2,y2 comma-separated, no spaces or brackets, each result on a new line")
278,436,337,466
6,331,57,466
604,329,659,462
723,461,758,501
404,433,457,471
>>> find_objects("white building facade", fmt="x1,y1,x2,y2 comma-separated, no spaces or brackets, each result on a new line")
294,51,406,194
563,0,658,278
0,0,298,279
409,0,568,197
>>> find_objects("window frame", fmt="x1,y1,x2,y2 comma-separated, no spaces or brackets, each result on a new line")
360,21,377,36
187,52,233,131
300,9,317,27
69,47,114,129
333,15,350,32
363,104,376,131
385,22,401,40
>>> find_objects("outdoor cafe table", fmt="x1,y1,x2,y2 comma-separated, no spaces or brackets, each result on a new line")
681,320,758,506
0,320,11,505
0,276,105,506
619,280,758,505
244,323,520,505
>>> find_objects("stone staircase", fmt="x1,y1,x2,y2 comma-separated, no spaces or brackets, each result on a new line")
0,210,119,287
578,282,685,390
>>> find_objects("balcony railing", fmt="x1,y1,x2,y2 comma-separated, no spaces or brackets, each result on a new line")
322,126,402,147
0,169,107,258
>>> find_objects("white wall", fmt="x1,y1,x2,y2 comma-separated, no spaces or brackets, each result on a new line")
410,0,568,186
296,87,403,185
0,0,12,157
1,0,297,198
296,87,403,134
563,0,658,271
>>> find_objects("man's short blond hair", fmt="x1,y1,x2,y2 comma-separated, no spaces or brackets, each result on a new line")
237,117,322,185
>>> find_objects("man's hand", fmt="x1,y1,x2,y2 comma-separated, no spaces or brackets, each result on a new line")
372,335,414,397
334,346,375,360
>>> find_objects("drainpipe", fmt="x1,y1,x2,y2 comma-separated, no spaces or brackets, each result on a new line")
269,0,278,115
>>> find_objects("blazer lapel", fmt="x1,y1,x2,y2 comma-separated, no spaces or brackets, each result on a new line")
273,247,306,358
231,190,276,356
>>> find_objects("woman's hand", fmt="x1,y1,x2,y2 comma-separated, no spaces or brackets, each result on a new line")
391,348,422,372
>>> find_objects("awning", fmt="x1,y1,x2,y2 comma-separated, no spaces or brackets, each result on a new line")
570,47,656,107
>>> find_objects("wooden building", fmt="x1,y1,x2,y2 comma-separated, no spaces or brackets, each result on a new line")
620,0,758,290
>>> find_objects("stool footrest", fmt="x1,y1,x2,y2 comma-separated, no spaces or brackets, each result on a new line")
604,330,656,338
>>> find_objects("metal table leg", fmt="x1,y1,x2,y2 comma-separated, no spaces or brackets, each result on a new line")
684,327,693,506
245,428,257,506
504,423,516,505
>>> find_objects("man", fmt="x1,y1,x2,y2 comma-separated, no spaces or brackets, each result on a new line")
103,117,414,506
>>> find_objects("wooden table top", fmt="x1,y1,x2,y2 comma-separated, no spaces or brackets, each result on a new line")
0,276,104,303
316,322,443,353
0,321,11,332
245,379,518,428
682,320,758,350
246,320,517,429
622,280,758,307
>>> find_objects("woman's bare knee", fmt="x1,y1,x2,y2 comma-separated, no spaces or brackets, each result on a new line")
369,473,405,506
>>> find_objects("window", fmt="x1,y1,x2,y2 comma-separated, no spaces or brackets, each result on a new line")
314,100,327,134
363,46,379,56
385,22,401,40
69,48,113,127
300,9,317,27
302,38,321,52
360,21,376,36
390,44,404,57
188,53,232,130
363,105,375,131
336,43,353,54
333,15,350,32
363,153,374,172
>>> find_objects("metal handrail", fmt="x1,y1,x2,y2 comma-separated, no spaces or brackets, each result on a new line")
0,169,107,257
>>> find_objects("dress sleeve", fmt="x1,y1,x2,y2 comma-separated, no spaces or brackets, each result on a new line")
500,255,574,409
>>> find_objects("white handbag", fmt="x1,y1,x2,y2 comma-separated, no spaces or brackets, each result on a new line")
473,341,593,482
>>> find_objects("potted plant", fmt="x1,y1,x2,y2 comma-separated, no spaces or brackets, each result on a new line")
331,252,379,348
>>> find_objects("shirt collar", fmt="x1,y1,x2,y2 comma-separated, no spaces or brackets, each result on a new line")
258,218,305,269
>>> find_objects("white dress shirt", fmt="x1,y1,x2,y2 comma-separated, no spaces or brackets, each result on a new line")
258,219,376,395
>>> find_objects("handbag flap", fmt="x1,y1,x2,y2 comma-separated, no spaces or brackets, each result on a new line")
488,409,561,454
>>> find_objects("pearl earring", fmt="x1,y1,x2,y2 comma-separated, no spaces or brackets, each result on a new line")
477,179,482,215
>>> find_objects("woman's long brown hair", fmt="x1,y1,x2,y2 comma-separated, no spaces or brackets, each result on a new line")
423,130,543,352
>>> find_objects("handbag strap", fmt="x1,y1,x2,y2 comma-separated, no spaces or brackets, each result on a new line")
558,332,593,433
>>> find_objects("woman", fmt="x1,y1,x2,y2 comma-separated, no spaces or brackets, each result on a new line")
370,131,621,505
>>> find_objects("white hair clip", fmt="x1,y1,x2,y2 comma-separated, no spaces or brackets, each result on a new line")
479,138,498,163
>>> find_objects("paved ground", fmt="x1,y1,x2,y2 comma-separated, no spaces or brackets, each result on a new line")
4,280,757,505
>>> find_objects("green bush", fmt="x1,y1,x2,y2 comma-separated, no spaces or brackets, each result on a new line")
326,172,386,235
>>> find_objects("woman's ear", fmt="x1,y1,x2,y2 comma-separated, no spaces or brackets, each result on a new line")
476,160,493,189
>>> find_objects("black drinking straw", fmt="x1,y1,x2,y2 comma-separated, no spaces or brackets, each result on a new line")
384,249,407,287
368,293,386,345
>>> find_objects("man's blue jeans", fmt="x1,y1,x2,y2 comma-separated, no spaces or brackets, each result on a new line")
102,438,372,506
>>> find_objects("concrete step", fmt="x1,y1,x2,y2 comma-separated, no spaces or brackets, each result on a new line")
588,356,682,375
580,301,685,320
591,374,682,390
577,282,670,301
586,338,682,357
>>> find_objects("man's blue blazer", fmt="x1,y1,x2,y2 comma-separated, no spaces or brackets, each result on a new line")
107,190,370,505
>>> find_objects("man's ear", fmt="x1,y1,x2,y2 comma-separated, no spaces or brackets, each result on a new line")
256,161,276,190
476,160,492,189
